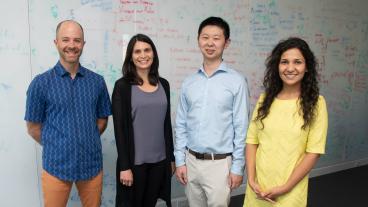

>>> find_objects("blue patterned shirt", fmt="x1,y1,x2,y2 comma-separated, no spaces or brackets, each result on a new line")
25,61,112,181
174,62,249,175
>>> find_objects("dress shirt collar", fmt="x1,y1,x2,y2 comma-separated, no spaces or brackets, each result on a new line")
54,61,85,77
198,61,228,77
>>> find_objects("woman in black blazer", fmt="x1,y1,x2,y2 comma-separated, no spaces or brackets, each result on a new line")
112,34,175,207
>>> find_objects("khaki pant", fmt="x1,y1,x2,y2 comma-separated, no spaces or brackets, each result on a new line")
41,170,102,207
185,151,232,207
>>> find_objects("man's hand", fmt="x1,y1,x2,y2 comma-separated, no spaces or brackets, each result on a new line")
26,122,42,144
175,165,188,185
228,173,243,189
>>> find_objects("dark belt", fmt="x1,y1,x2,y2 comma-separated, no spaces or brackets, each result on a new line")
188,148,232,160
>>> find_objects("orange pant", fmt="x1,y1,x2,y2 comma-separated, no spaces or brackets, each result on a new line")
41,170,102,207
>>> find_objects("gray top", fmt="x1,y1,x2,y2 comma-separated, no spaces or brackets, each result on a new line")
131,83,167,165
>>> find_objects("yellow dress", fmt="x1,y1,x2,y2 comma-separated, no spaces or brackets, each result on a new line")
243,94,328,207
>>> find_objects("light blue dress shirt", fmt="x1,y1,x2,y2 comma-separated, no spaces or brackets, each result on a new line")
174,62,249,175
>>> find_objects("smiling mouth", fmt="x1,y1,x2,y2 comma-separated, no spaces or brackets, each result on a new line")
205,49,215,54
284,74,298,79
64,49,79,56
138,59,150,63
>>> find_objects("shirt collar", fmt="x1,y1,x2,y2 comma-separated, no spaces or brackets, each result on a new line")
198,61,228,76
54,61,85,77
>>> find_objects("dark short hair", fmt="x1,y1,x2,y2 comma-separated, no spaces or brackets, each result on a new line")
56,20,84,39
122,34,159,85
198,16,230,40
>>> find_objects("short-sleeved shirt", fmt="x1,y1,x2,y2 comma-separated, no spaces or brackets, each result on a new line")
25,61,112,181
244,94,328,207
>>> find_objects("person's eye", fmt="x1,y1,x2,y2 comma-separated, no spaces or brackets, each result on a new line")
295,60,303,64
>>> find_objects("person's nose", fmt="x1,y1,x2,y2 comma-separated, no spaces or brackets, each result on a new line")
67,40,77,49
207,39,214,47
140,52,147,59
286,63,295,72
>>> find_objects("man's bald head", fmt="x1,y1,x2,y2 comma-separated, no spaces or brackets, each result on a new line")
56,20,84,40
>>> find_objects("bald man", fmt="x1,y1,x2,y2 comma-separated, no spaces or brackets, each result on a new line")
25,20,111,207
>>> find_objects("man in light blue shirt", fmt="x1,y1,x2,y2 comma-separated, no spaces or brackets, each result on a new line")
174,16,249,206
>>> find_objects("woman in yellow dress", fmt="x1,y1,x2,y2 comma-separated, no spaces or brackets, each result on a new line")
243,37,328,207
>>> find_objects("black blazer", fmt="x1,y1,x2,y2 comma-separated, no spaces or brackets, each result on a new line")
112,77,174,207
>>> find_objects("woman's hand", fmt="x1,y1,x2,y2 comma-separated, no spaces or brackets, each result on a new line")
261,153,321,203
262,185,290,203
249,180,263,198
249,180,269,201
248,180,277,204
120,169,133,187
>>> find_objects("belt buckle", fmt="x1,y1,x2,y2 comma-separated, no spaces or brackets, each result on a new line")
197,153,205,160
203,153,212,160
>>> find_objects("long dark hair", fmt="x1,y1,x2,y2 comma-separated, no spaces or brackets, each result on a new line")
256,37,319,129
122,33,159,85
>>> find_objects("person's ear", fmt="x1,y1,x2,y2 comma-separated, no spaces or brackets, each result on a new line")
225,38,231,49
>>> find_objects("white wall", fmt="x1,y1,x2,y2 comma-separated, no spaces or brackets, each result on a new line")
0,0,367,206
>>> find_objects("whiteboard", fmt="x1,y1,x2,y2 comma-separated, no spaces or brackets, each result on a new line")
1,0,367,206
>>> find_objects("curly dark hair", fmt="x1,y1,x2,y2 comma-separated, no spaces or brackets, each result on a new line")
256,37,319,129
122,33,159,85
